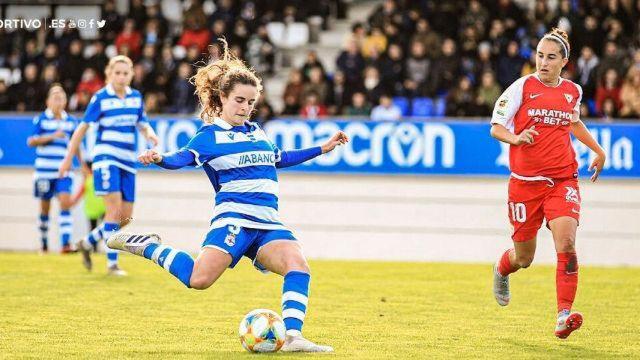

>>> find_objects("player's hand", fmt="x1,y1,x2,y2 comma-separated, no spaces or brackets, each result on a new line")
321,131,349,154
138,149,162,165
514,126,539,145
52,130,66,139
58,157,72,178
146,133,159,147
588,152,606,182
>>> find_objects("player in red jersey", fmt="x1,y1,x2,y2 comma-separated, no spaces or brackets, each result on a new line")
489,28,606,339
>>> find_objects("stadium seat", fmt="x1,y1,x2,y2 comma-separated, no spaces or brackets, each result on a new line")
411,97,434,117
266,22,309,49
435,97,447,117
392,97,410,116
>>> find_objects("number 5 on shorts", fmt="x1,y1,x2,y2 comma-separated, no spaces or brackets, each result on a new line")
509,202,527,223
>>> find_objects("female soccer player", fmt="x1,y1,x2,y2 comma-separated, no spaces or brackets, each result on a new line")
490,28,606,339
27,84,79,253
107,41,347,352
59,55,159,276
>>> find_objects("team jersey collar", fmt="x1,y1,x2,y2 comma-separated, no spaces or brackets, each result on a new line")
213,116,248,130
533,73,564,88
44,108,68,120
106,83,133,96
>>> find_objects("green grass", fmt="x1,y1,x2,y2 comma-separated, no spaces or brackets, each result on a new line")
0,253,639,359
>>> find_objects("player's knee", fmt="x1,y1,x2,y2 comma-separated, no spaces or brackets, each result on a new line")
284,258,310,274
516,254,534,268
558,236,576,253
190,275,216,290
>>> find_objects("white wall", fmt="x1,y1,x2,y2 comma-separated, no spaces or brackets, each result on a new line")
1,168,638,266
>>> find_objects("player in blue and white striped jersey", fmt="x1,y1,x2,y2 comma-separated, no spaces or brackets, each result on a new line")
59,55,159,276
107,41,347,352
27,85,80,253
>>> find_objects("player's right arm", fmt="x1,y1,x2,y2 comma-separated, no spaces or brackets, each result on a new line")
138,148,195,170
489,76,539,146
58,122,90,177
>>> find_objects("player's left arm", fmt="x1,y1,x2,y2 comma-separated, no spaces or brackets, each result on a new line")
136,100,159,147
570,112,606,182
276,131,349,168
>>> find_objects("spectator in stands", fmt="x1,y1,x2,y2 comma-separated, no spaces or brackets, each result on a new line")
377,43,404,95
446,76,476,117
497,40,524,89
209,20,228,50
403,40,430,97
115,19,142,59
600,97,619,121
472,42,496,82
301,50,326,79
246,25,275,75
475,71,502,116
252,100,276,124
283,69,305,108
0,80,10,110
138,44,157,75
327,71,350,115
39,44,60,68
208,0,235,30
131,63,148,95
87,41,108,74
428,38,460,96
619,68,640,118
595,68,622,114
101,0,123,42
145,4,168,41
343,92,371,117
11,63,44,111
129,0,147,31
487,19,509,58
158,45,176,75
282,94,301,116
169,62,196,114
59,40,84,94
596,42,628,83
144,92,161,114
343,22,367,50
303,67,329,104
179,16,210,54
362,66,387,104
76,68,104,105
337,39,366,89
368,0,400,29
143,19,162,47
411,19,441,59
41,64,59,91
370,94,401,121
576,46,600,99
300,92,328,119
461,1,489,36
362,27,387,60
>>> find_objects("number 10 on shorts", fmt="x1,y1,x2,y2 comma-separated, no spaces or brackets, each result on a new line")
509,202,527,223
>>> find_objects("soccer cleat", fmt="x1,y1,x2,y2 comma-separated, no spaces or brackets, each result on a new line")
75,238,92,271
106,233,161,257
61,244,75,254
280,336,333,353
493,263,510,306
555,310,583,339
107,264,128,276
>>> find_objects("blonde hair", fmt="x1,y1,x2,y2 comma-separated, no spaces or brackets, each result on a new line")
190,38,262,123
105,55,134,82
542,28,571,59
47,83,66,98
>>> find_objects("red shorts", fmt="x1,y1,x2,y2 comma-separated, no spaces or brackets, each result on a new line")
507,176,581,242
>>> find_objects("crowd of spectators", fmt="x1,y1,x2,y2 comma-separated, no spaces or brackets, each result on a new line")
283,0,640,121
1,0,639,122
0,0,341,120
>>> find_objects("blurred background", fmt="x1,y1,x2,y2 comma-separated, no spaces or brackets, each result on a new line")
0,0,638,265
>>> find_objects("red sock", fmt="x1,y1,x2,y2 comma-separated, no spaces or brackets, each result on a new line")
497,249,517,276
556,252,579,312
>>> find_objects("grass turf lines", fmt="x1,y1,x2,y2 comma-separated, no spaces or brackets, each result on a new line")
1,252,638,359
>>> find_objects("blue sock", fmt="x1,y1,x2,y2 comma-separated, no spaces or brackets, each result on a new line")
101,222,119,267
59,210,72,247
38,214,49,249
143,243,194,288
282,271,310,337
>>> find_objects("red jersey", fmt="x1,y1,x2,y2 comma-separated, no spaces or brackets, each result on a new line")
491,74,582,178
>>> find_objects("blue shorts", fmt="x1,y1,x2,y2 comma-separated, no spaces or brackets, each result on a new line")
203,225,297,272
33,177,72,200
93,165,136,202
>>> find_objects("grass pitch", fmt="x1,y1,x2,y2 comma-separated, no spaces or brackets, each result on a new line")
0,252,638,359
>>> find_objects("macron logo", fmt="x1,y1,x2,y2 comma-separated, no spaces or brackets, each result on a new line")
530,93,542,99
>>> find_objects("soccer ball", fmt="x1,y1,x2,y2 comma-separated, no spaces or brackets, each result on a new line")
238,309,286,352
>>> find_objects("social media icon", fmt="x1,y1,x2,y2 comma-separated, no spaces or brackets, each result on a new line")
97,19,106,28
77,19,87,28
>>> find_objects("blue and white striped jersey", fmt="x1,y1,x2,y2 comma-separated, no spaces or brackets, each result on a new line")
32,109,77,180
83,84,148,173
185,117,286,231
